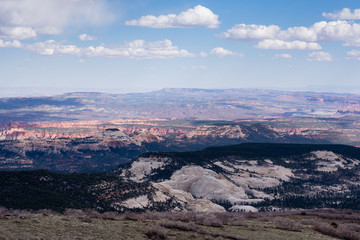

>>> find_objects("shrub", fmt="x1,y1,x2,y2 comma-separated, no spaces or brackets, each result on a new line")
299,218,317,226
313,222,343,239
193,213,223,227
340,223,360,233
123,212,143,221
330,222,338,228
338,223,360,240
274,217,302,232
78,216,93,223
160,221,198,232
64,209,85,217
37,209,57,216
144,226,167,240
100,211,119,221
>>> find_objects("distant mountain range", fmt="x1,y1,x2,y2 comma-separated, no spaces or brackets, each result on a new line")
2,88,360,172
1,88,360,123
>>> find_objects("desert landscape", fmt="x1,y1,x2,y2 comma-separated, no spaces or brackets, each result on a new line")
2,1,360,239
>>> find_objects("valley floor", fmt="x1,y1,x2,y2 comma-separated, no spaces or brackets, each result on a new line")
1,208,359,240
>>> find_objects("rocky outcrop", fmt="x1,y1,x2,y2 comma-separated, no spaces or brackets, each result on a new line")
186,125,247,139
2,143,360,213
337,103,360,115
115,143,360,212
0,119,356,172
0,128,34,140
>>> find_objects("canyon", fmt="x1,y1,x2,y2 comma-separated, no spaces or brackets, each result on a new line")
1,89,360,213
1,117,357,172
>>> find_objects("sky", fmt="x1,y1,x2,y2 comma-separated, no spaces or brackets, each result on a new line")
1,0,360,96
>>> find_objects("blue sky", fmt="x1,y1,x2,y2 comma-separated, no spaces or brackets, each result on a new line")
1,0,360,96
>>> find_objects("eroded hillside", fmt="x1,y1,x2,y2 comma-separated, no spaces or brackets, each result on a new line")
1,143,359,213
1,119,342,172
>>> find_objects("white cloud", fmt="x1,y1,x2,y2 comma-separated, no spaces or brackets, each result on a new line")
220,21,356,42
346,49,360,60
0,39,22,48
26,40,78,56
323,8,360,20
313,21,360,43
199,51,208,57
220,20,360,50
218,24,280,41
0,0,113,39
274,53,292,59
23,39,194,59
35,25,62,35
256,40,321,50
125,5,220,28
343,39,360,47
0,26,36,39
78,34,97,41
306,51,333,62
209,47,243,57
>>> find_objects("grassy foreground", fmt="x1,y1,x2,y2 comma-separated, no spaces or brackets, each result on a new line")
1,208,360,240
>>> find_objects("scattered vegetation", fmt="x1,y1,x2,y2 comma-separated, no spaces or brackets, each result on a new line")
1,207,360,239
0,170,154,212
2,143,360,213
144,225,167,240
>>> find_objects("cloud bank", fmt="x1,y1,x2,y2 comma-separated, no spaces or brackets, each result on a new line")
323,8,360,20
256,40,321,50
219,20,360,49
346,49,360,60
0,0,113,39
15,39,195,59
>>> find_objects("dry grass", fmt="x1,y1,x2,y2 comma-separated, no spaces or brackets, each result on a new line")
313,221,360,240
0,207,360,240
160,221,247,240
274,217,302,232
144,225,167,240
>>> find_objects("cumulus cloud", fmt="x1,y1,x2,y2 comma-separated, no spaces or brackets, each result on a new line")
78,34,97,41
22,39,194,59
125,5,220,28
306,51,333,62
274,53,292,59
256,40,321,50
0,26,36,39
218,24,280,41
209,47,243,57
220,20,360,50
221,21,360,42
0,0,113,39
343,39,360,47
346,49,360,60
323,8,360,20
26,40,80,56
0,39,22,48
